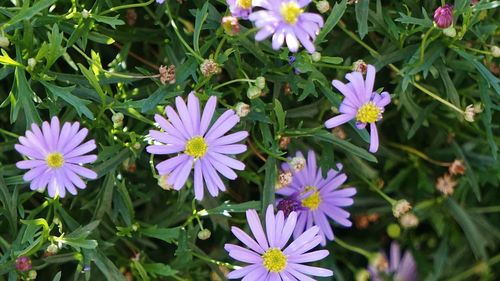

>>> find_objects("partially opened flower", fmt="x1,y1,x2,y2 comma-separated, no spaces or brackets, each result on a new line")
226,0,253,19
249,0,324,53
225,205,333,280
325,64,391,153
433,4,453,29
368,242,417,281
146,92,248,200
276,151,356,245
15,117,98,198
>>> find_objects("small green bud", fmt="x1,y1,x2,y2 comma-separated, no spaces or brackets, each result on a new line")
387,223,401,238
316,1,330,14
247,86,261,99
0,36,10,48
197,229,211,240
255,76,266,89
235,102,250,117
311,52,321,62
442,26,456,38
491,46,500,58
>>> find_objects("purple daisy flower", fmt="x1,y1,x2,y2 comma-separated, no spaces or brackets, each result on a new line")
226,0,253,19
276,151,356,246
225,205,333,280
368,242,417,281
249,0,324,53
15,117,98,198
146,92,248,200
325,64,391,153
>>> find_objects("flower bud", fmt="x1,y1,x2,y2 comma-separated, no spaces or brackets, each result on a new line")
387,223,401,238
399,213,419,229
255,76,266,89
436,173,457,196
369,253,388,272
235,102,250,117
28,270,37,280
46,244,59,255
277,170,293,189
82,9,90,19
355,269,370,281
352,59,367,74
279,136,291,149
159,65,176,85
132,142,141,150
464,104,475,122
316,1,331,14
434,4,453,29
158,174,173,190
442,26,456,37
247,86,261,99
27,58,37,69
448,159,465,176
197,229,211,240
290,156,306,172
112,112,124,127
491,46,500,58
16,256,32,272
392,199,412,218
311,52,321,62
0,36,9,48
222,16,240,36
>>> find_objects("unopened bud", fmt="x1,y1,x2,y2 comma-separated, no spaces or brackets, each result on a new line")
279,136,291,150
222,16,240,36
316,1,330,14
46,244,59,255
369,253,388,272
0,36,9,48
15,256,32,272
112,112,124,127
311,52,321,62
133,142,141,150
290,156,306,172
387,223,401,238
399,213,419,229
464,104,475,122
200,59,221,77
355,269,370,281
491,46,500,58
277,170,293,189
235,102,250,117
82,9,90,19
255,76,266,89
443,26,456,37
27,58,36,69
352,59,367,74
448,159,465,176
158,174,173,190
159,65,176,85
247,86,261,99
198,229,211,240
28,270,37,280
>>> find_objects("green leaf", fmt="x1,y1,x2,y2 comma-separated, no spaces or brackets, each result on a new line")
313,130,378,163
143,263,178,277
445,198,487,260
51,272,62,281
261,157,277,212
452,48,500,95
13,67,41,127
355,0,370,39
41,81,94,119
141,226,181,244
54,237,98,249
93,15,125,29
77,63,107,104
452,142,481,201
203,201,261,216
317,0,347,43
319,56,343,65
193,1,209,54
3,0,57,28
86,250,127,281
274,99,286,133
0,168,17,236
94,149,130,178
95,174,115,219
0,49,23,67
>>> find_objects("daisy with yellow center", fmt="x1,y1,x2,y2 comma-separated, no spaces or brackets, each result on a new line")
225,205,333,279
280,2,303,25
276,151,357,246
46,152,65,168
227,0,253,19
325,64,391,153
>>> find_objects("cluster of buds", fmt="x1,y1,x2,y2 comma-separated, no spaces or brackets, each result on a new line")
159,65,176,85
435,160,466,197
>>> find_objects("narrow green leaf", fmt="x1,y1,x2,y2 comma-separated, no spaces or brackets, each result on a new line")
193,1,209,54
274,99,286,133
317,0,347,43
0,49,23,67
452,48,500,95
313,130,378,162
141,226,181,244
41,81,94,119
93,15,125,29
3,0,56,28
355,0,370,38
204,201,261,216
261,157,277,212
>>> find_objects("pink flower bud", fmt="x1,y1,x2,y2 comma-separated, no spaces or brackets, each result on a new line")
434,4,453,29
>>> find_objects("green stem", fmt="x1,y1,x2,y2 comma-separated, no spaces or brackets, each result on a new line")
191,251,237,270
469,205,500,213
165,5,203,61
446,254,500,281
420,27,435,64
213,78,255,90
337,21,464,115
334,238,374,260
100,0,155,15
387,142,451,166
0,128,19,138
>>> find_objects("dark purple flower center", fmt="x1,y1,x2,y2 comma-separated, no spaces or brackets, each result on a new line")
277,198,302,217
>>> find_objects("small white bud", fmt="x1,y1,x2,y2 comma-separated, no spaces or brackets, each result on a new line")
0,36,10,48
82,9,90,19
235,102,250,117
399,213,419,229
197,229,211,240
111,112,124,127
464,104,475,122
392,199,412,218
491,46,500,58
27,58,36,68
443,26,457,38
311,52,321,62
316,1,330,14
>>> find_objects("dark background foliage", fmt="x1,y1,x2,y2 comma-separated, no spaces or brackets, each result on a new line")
0,0,499,280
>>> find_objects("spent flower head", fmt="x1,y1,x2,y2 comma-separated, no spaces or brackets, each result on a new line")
146,92,248,200
15,117,98,198
225,205,333,279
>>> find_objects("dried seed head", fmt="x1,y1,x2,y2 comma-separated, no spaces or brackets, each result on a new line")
200,59,221,77
448,159,466,176
332,126,347,140
392,199,412,218
279,136,291,150
352,59,368,74
235,102,250,117
159,65,176,85
277,170,293,189
464,104,476,122
436,173,457,196
399,213,419,228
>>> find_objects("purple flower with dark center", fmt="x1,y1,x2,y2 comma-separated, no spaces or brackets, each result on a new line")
325,64,391,153
276,151,356,246
276,197,303,217
225,205,333,280
368,242,417,281
249,0,324,53
146,92,248,200
15,117,98,198
433,4,453,29
226,0,253,19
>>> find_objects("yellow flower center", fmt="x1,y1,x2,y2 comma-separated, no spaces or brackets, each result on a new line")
46,152,64,168
185,136,208,158
262,248,287,273
280,2,303,25
356,102,382,123
237,0,252,9
301,186,321,210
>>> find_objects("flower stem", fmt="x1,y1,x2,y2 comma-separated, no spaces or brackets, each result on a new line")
100,0,155,15
387,142,452,167
446,254,500,281
165,5,203,62
334,238,374,260
213,78,255,90
337,21,464,115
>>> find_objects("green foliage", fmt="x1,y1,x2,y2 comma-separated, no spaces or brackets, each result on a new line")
0,0,499,280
